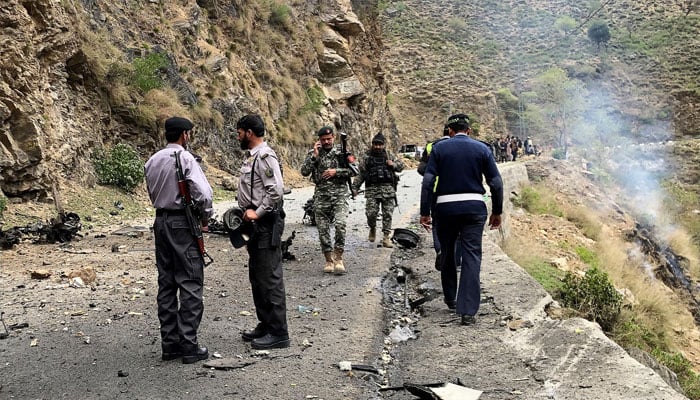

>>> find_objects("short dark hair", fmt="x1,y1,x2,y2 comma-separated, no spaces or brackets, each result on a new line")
236,114,265,137
446,113,470,132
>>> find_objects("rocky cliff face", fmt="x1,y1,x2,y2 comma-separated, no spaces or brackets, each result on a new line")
0,0,394,201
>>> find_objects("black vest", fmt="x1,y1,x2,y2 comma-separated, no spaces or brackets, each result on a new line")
366,152,394,184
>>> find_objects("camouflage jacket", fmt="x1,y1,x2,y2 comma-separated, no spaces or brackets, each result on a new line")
300,145,358,197
352,149,404,199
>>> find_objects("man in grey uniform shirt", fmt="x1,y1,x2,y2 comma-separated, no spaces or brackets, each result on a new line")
235,114,290,350
144,116,213,363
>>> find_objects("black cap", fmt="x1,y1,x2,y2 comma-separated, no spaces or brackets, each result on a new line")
165,117,194,132
372,133,386,144
317,126,334,137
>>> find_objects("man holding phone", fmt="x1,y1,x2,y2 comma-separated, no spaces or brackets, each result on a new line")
300,126,358,275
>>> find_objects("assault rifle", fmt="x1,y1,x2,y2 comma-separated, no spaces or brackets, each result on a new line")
174,151,214,266
339,132,359,199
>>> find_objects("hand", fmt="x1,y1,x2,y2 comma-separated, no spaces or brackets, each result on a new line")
243,209,259,222
321,169,337,180
351,189,359,198
386,159,394,168
489,214,502,230
420,215,432,232
201,224,210,233
313,141,321,158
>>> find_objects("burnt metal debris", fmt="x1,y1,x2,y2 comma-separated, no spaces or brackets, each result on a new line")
302,197,316,226
281,230,296,261
0,312,9,340
0,212,82,249
207,217,228,235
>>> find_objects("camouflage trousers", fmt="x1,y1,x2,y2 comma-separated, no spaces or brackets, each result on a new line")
365,196,396,234
314,194,349,253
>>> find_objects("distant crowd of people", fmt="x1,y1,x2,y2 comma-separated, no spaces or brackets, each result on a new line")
491,135,540,163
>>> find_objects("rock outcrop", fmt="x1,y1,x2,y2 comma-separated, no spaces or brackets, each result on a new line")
0,0,393,201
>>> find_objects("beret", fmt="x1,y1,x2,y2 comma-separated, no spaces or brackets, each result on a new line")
165,117,194,132
317,126,334,136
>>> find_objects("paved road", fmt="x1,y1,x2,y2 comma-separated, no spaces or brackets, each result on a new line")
0,165,688,399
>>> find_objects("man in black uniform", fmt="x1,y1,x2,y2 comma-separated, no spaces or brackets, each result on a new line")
419,113,503,326
145,116,213,363
235,114,290,350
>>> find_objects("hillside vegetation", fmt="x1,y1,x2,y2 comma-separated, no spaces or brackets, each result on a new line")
3,2,700,394
379,0,700,396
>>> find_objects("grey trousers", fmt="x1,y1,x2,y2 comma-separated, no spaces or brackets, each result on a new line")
153,214,204,351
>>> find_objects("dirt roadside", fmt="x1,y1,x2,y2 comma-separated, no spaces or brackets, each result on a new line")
0,165,689,400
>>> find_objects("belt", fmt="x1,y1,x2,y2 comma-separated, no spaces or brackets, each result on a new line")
436,193,484,204
155,208,187,216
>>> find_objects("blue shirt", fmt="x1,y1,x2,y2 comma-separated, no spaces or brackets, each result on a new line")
419,133,503,217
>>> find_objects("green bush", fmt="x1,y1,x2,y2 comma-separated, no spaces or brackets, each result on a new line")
269,2,291,28
132,52,169,93
512,186,563,216
552,147,567,159
559,267,622,331
588,20,611,49
93,144,145,192
554,16,577,34
300,85,325,114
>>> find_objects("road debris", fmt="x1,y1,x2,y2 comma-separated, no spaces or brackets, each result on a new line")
0,212,82,249
0,312,9,339
337,361,380,374
202,358,255,370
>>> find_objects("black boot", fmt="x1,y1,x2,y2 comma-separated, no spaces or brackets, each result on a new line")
182,346,209,364
251,333,290,350
161,344,182,361
242,324,268,342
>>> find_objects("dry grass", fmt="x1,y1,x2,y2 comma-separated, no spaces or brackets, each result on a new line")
507,185,700,367
667,227,700,278
144,89,188,122
562,204,603,241
590,226,700,362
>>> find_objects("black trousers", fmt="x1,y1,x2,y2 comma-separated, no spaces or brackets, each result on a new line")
153,214,204,352
436,213,487,317
246,215,288,336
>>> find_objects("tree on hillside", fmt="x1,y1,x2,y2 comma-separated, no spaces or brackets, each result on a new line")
530,68,586,157
588,20,611,51
495,88,521,132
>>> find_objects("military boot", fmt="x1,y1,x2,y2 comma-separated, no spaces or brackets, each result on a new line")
323,251,334,273
382,232,393,248
368,226,376,242
333,248,346,275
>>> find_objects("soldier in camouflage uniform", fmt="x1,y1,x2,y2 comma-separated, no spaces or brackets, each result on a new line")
352,133,404,248
300,126,358,275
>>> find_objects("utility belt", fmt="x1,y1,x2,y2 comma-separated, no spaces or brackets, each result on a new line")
155,208,187,216
435,193,484,204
